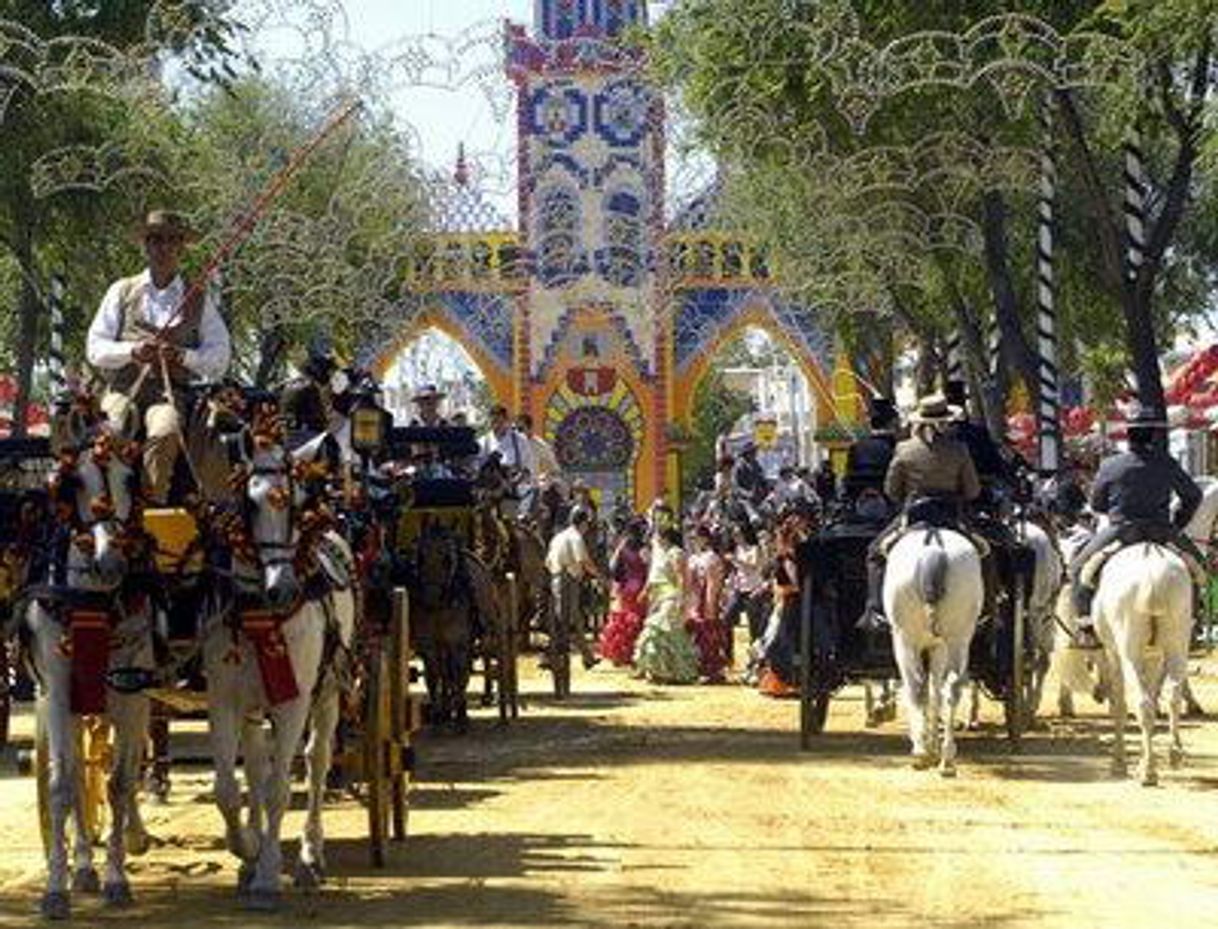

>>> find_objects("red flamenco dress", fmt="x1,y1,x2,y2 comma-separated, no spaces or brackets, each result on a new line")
598,542,648,666
685,549,731,682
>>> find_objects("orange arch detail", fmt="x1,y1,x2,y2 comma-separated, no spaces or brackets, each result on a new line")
368,307,513,406
672,300,835,428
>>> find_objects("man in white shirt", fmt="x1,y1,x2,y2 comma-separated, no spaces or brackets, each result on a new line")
545,506,606,670
87,210,231,503
480,403,536,517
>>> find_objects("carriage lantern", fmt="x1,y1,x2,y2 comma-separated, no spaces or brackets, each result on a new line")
350,393,387,458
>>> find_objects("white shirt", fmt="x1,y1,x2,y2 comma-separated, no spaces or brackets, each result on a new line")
87,270,231,381
530,433,562,482
546,525,590,578
480,426,536,479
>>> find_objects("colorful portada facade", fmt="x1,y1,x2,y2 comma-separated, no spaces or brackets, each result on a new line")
371,1,853,510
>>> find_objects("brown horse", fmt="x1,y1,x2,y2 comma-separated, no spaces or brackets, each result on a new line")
411,522,476,732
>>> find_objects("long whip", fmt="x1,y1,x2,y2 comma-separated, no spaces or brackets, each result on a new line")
125,96,365,404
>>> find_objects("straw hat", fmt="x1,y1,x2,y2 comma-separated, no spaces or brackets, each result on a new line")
411,384,446,403
134,209,197,243
909,394,954,423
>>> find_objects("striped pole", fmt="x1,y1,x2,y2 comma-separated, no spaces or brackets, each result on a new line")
945,329,964,383
986,313,1002,380
1035,92,1061,475
48,273,66,396
1123,127,1147,287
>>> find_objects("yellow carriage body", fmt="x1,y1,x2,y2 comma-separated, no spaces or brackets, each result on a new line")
142,507,201,573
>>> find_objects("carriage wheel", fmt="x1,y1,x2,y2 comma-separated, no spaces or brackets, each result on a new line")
80,716,110,844
36,712,109,855
364,643,392,867
498,574,517,723
0,640,10,751
799,580,830,747
388,588,411,843
550,593,571,700
1004,576,1028,743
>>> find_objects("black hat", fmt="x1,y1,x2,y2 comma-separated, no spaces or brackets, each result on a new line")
1126,404,1168,429
869,396,898,429
943,379,967,407
302,348,337,382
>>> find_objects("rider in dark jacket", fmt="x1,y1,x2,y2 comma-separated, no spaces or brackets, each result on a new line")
843,397,899,509
1069,406,1205,645
943,380,1022,501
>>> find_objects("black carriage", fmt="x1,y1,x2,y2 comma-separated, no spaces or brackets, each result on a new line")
0,437,53,751
798,507,1037,747
381,426,520,723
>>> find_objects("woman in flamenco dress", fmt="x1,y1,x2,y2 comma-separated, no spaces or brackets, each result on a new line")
684,524,731,682
598,519,649,665
633,527,700,684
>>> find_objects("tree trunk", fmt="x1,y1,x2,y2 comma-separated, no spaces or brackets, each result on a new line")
254,327,285,387
980,190,1042,413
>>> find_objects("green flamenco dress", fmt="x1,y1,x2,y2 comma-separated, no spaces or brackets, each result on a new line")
633,542,700,684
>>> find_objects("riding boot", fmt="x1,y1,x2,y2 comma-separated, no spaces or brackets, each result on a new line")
858,555,886,630
979,554,999,625
1070,583,1101,649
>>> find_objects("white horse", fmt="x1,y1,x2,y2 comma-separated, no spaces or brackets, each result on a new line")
1094,542,1194,785
883,527,984,775
25,434,154,918
965,518,1063,729
1051,522,1110,717
201,422,329,909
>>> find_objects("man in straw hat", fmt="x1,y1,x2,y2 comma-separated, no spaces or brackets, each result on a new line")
87,209,231,504
860,393,982,627
1068,404,1205,648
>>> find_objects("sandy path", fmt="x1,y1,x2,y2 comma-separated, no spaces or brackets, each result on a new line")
2,654,1218,928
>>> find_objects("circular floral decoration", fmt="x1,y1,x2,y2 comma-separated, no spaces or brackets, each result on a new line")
528,84,588,148
594,80,650,147
555,407,634,471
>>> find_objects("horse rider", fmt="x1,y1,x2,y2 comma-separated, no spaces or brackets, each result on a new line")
1069,405,1206,648
516,411,564,521
843,396,900,519
860,394,982,627
943,379,1024,505
480,404,536,518
280,347,340,439
733,442,768,505
545,506,607,670
86,209,231,505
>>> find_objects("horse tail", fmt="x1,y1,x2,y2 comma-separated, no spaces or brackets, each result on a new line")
916,542,949,608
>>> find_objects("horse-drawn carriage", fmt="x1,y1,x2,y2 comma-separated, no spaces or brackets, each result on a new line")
798,499,1041,750
381,425,520,726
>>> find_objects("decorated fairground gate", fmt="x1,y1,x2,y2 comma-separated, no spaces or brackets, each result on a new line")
371,1,856,510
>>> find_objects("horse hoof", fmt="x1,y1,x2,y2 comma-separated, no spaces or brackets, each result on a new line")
294,860,324,890
243,890,281,912
939,759,958,778
103,881,133,907
236,864,256,896
911,753,933,771
72,867,100,893
1169,747,1184,769
1141,770,1159,787
40,891,70,921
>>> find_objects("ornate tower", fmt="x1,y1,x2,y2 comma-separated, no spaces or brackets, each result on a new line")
507,0,665,510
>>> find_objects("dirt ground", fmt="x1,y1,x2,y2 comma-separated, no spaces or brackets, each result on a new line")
3,647,1218,929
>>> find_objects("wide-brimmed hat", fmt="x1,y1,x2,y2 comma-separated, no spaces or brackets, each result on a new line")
411,384,446,403
1126,404,1168,429
909,394,954,423
869,396,899,429
134,209,197,243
